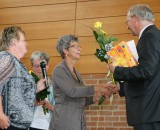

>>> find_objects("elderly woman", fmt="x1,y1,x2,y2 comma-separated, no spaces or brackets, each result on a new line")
49,34,116,130
30,51,54,130
0,26,45,130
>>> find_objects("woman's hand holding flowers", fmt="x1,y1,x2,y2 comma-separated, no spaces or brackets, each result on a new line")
35,100,45,106
93,91,103,104
36,79,46,93
35,100,54,111
43,100,54,111
94,84,118,104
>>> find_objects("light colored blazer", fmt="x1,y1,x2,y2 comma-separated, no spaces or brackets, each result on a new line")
49,59,95,130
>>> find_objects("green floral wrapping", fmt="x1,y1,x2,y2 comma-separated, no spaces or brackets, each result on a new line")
92,21,117,105
29,70,50,115
98,95,106,105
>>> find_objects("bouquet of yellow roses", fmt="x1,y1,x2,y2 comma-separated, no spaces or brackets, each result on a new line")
91,21,118,105
92,21,117,63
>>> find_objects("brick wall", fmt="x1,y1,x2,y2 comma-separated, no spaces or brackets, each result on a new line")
81,73,133,130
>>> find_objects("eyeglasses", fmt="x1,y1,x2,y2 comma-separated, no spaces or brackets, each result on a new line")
32,64,41,68
68,45,81,49
32,62,48,68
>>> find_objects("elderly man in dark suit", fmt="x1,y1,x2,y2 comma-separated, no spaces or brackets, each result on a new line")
108,4,160,130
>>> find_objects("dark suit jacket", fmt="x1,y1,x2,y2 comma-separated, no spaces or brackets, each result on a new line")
114,25,160,126
49,59,95,130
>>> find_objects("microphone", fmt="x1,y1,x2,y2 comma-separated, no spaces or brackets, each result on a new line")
40,61,48,87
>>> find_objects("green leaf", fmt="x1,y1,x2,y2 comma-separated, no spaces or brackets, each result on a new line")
42,105,49,115
30,71,40,83
92,29,98,41
95,49,108,63
98,95,106,105
101,33,107,44
36,88,50,101
97,34,106,50
29,71,50,115
92,29,106,50
107,37,118,43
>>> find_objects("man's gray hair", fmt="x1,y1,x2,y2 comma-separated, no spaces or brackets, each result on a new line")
56,34,78,59
128,4,155,22
30,51,49,65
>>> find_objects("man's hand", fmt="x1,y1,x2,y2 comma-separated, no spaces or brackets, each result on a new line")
94,84,118,99
104,83,119,97
108,63,116,73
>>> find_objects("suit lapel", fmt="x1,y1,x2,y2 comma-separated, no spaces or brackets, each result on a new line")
137,25,155,52
74,68,84,85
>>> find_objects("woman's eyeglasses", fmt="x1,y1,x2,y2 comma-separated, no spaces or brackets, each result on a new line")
68,45,81,49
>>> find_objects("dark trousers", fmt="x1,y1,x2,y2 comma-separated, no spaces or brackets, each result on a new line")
0,126,28,130
134,122,160,130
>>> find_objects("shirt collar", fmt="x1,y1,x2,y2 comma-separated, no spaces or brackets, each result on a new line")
139,24,153,39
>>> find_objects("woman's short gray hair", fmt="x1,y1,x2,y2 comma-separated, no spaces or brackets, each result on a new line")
30,51,49,65
128,4,155,22
56,34,78,59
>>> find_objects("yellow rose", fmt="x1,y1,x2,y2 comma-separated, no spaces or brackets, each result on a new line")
94,21,102,29
29,70,33,74
100,29,106,34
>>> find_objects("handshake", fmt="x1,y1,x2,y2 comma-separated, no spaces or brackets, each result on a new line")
93,83,119,105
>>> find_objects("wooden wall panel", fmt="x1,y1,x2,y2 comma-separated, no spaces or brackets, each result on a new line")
24,34,138,58
21,55,109,75
75,55,108,74
22,33,138,74
0,0,160,74
0,3,76,24
0,21,75,40
25,39,58,58
0,0,76,8
76,16,130,36
77,0,160,19
112,34,138,44
77,34,138,55
21,56,62,76
25,37,101,58
76,13,160,36
22,21,75,40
